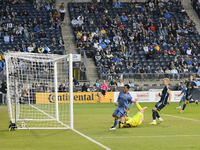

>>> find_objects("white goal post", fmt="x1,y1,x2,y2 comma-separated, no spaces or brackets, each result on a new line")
5,52,73,129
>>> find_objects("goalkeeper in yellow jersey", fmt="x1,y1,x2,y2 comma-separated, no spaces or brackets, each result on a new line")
119,98,147,128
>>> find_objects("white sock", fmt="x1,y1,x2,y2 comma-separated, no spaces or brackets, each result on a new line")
153,120,156,123
158,117,162,120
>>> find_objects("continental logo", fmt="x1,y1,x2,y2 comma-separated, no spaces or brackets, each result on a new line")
137,94,149,97
48,93,95,103
36,92,114,104
174,94,179,97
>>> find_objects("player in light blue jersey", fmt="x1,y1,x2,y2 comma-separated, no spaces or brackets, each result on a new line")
110,84,135,130
177,82,187,109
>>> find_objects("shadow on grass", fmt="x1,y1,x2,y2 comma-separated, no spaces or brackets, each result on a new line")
0,129,18,132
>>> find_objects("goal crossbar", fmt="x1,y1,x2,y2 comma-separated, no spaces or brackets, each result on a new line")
5,52,68,62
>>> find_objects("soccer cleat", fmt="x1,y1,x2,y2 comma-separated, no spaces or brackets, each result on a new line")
157,119,163,124
179,110,184,113
149,122,157,125
133,97,138,103
195,100,199,105
119,121,121,128
142,107,147,111
176,106,181,109
110,126,116,130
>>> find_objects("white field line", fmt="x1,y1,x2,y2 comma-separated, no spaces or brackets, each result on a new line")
29,105,70,128
30,105,111,149
72,129,111,150
93,135,200,139
162,114,200,122
30,105,55,120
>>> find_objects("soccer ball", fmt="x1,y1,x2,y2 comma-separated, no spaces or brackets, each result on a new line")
20,122,26,128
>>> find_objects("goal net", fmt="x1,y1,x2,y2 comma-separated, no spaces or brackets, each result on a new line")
5,52,73,129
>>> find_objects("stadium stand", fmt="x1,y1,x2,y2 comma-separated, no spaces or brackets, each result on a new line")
192,0,200,18
0,0,65,55
68,0,200,82
0,0,66,81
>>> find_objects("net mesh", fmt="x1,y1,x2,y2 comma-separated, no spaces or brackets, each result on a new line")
5,52,70,129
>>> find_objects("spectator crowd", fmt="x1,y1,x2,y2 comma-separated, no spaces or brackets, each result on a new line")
69,0,200,81
0,0,65,57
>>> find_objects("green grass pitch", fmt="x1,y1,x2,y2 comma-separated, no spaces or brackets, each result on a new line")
0,102,200,150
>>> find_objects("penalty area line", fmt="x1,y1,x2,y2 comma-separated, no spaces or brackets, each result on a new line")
162,114,200,122
72,129,111,150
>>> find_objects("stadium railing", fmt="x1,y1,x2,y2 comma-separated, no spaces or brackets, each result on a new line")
83,51,89,81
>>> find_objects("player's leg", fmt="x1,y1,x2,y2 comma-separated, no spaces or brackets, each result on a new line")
98,93,102,103
136,102,143,111
119,116,125,128
140,117,144,124
119,116,124,128
187,94,198,105
180,93,190,112
135,101,147,114
137,113,144,125
177,99,182,109
188,99,198,105
110,109,119,130
119,116,131,128
120,116,126,123
155,103,164,124
97,92,102,103
150,106,158,124
180,100,188,113
110,108,122,130
150,103,164,124
195,100,199,105
179,94,197,113
99,90,105,102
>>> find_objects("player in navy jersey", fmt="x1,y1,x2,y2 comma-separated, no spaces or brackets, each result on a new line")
110,84,135,130
150,78,172,125
179,75,198,113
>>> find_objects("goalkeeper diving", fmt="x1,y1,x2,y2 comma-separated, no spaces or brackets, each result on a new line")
119,99,147,128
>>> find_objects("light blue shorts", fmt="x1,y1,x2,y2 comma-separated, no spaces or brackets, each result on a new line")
113,108,125,118
181,96,186,101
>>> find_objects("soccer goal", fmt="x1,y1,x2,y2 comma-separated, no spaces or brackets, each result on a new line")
5,52,73,129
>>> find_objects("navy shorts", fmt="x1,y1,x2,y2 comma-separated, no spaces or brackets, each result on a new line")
155,102,166,111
